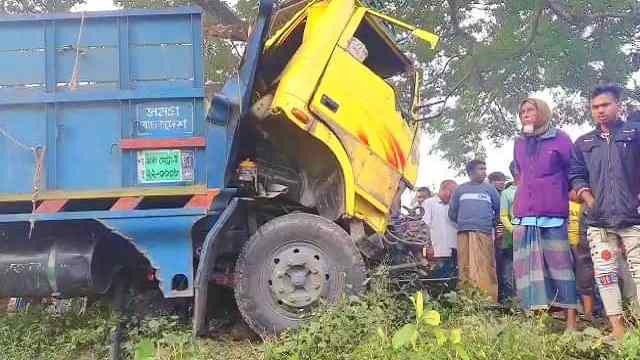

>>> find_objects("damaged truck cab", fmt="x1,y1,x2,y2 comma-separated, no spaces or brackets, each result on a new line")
0,0,437,338
257,0,438,232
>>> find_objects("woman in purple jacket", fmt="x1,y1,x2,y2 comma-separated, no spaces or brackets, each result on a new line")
513,98,578,330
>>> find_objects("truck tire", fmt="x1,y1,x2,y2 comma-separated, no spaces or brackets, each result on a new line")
235,213,366,339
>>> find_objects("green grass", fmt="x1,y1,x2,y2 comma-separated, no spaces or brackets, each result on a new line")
3,283,640,360
0,303,263,360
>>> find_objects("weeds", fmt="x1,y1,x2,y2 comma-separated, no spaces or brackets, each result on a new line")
4,279,640,359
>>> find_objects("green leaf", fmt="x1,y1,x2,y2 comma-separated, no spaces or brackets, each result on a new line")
392,323,418,350
423,310,441,326
434,328,447,346
134,339,155,360
455,344,471,360
376,327,387,341
414,291,424,320
450,329,462,344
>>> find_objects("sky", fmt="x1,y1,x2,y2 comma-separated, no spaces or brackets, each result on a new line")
72,0,118,12
75,1,596,198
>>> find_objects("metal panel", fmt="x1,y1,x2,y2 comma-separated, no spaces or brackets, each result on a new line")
129,45,194,84
93,212,202,298
0,22,44,51
55,102,122,190
129,15,193,45
0,7,214,198
0,105,47,193
0,51,46,86
55,18,118,46
55,47,119,87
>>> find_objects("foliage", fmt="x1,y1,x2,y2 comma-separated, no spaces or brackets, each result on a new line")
0,0,85,13
7,284,640,359
0,301,262,360
0,303,114,360
265,283,640,360
373,0,640,168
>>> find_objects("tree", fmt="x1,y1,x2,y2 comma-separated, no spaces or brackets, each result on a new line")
0,0,85,13
373,0,640,169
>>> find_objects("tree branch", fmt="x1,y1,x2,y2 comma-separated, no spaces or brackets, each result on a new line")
519,4,544,56
416,71,473,122
203,22,248,41
545,0,636,26
424,54,466,87
192,0,243,25
417,71,470,109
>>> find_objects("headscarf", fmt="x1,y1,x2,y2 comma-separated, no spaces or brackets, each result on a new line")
519,98,552,137
518,98,552,156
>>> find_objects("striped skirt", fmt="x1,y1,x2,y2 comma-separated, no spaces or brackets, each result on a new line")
513,224,578,311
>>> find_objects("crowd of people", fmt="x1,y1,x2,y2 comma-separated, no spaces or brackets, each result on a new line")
411,84,640,339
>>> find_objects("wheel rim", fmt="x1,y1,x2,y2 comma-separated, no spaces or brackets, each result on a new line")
269,243,329,310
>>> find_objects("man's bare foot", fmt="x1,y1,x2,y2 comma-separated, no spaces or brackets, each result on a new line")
566,309,578,331
609,315,625,339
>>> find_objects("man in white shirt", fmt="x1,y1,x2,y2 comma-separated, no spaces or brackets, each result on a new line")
422,180,459,281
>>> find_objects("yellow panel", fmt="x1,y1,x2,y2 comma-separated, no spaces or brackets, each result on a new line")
267,0,425,233
354,194,387,233
308,120,356,216
309,47,414,205
271,0,355,112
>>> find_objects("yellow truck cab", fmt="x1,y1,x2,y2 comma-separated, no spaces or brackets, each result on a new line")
253,0,438,233
226,0,438,337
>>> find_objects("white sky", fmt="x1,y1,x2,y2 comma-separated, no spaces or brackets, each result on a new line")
72,0,118,12
76,1,597,199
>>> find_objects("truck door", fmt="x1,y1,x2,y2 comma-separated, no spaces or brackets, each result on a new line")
309,9,417,211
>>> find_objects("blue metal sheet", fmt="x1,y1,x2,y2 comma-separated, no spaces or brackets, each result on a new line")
55,18,118,46
100,215,200,297
0,208,207,222
0,51,45,86
55,47,119,86
0,105,47,193
0,7,224,196
129,15,193,45
130,44,194,83
0,22,44,51
55,102,122,190
0,88,205,105
0,7,203,23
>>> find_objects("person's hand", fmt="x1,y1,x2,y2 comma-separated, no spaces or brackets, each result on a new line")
582,191,596,210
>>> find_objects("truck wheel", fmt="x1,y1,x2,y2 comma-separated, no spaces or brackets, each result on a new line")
235,213,366,338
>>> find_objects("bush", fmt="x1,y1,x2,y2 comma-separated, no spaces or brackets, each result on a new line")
264,283,622,360
0,303,114,360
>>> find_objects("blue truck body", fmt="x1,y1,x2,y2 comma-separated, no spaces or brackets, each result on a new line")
0,7,238,299
0,7,221,193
